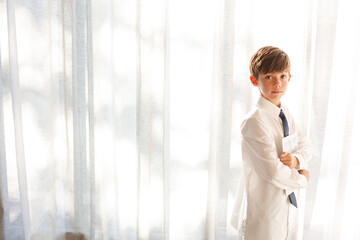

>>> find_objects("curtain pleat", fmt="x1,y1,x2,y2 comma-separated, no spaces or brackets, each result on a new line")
135,0,142,239
59,0,74,236
162,0,170,239
85,0,96,238
205,0,235,239
0,46,10,239
304,0,340,238
136,0,168,238
6,0,31,238
327,7,360,238
72,0,89,234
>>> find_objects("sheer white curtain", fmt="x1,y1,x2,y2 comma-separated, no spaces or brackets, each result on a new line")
0,0,360,239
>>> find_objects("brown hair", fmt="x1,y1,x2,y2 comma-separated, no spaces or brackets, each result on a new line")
249,46,291,79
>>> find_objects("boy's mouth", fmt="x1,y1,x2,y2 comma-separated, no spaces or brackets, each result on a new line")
272,91,282,94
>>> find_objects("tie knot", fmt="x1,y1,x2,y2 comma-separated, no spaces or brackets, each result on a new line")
279,109,286,119
279,109,289,137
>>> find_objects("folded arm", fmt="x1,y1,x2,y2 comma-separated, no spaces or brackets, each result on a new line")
289,115,312,170
241,118,308,190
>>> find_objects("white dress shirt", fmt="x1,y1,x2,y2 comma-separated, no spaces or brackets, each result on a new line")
231,97,311,240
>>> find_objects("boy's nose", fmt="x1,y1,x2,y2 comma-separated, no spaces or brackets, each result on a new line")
273,78,281,87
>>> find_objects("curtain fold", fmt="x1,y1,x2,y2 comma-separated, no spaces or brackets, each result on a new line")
304,0,340,238
205,0,235,239
1,0,360,239
0,43,10,240
5,0,31,238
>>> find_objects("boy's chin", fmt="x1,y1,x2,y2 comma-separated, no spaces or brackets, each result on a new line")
270,93,284,100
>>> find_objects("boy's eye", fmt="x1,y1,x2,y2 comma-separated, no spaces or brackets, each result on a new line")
265,76,272,79
281,75,287,79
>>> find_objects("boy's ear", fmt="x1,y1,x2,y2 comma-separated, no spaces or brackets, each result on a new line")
250,75,258,86
288,73,292,82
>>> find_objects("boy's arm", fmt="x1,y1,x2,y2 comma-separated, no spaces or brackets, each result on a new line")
242,118,307,190
291,118,312,170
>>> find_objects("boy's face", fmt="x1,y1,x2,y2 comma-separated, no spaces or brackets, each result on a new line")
250,71,291,107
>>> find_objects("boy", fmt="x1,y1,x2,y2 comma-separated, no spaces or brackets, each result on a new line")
231,46,311,240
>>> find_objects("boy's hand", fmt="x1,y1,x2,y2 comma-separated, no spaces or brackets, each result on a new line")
280,152,299,169
298,169,310,182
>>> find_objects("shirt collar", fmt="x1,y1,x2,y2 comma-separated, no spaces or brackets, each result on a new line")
256,96,282,116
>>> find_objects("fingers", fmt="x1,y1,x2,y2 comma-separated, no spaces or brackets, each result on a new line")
280,152,289,158
280,158,288,164
280,158,290,165
280,155,295,169
280,160,291,167
298,169,310,182
280,153,291,161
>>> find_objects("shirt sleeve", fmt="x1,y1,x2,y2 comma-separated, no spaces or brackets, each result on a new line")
241,117,307,190
289,114,312,170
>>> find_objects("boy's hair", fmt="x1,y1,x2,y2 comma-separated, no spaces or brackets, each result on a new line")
249,46,291,79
